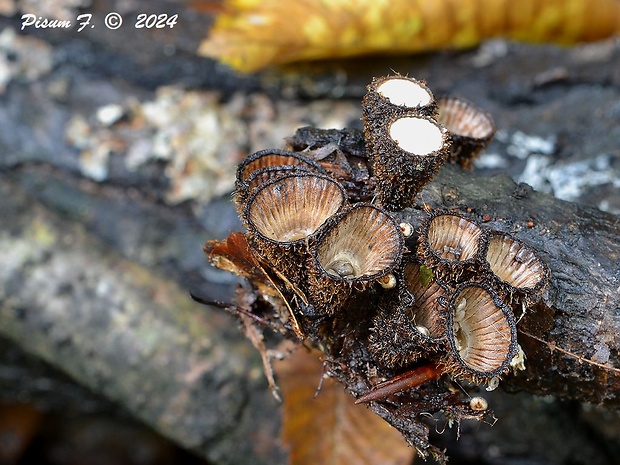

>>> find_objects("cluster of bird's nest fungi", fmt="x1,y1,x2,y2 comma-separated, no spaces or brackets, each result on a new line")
200,74,551,461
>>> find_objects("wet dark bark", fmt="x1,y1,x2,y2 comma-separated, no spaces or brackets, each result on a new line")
412,165,620,406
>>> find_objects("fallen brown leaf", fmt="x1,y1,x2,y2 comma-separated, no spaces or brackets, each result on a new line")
204,232,260,279
275,346,415,465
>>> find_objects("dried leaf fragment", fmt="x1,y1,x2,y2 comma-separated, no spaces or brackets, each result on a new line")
198,0,620,72
204,232,262,279
275,347,415,465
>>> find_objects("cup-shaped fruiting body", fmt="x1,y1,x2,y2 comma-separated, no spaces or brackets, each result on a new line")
403,260,448,342
482,231,550,305
244,172,347,282
367,114,451,210
240,165,318,205
369,260,448,369
417,210,486,281
444,283,518,384
437,96,496,169
308,203,404,314
237,148,325,184
234,149,325,214
362,74,437,133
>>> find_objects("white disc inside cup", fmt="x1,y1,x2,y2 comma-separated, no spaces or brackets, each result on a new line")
389,117,444,155
377,79,433,108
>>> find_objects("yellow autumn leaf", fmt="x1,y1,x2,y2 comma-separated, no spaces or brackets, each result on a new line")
198,0,620,72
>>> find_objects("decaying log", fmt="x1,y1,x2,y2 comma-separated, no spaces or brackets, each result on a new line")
413,161,620,405
288,127,620,406
0,174,285,465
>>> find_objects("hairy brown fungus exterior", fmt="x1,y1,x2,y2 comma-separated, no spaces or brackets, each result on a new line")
482,231,550,305
367,114,450,210
369,302,427,369
369,260,448,369
362,74,437,130
417,211,486,281
308,203,404,314
368,261,447,368
244,172,347,280
437,96,496,169
444,283,518,384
